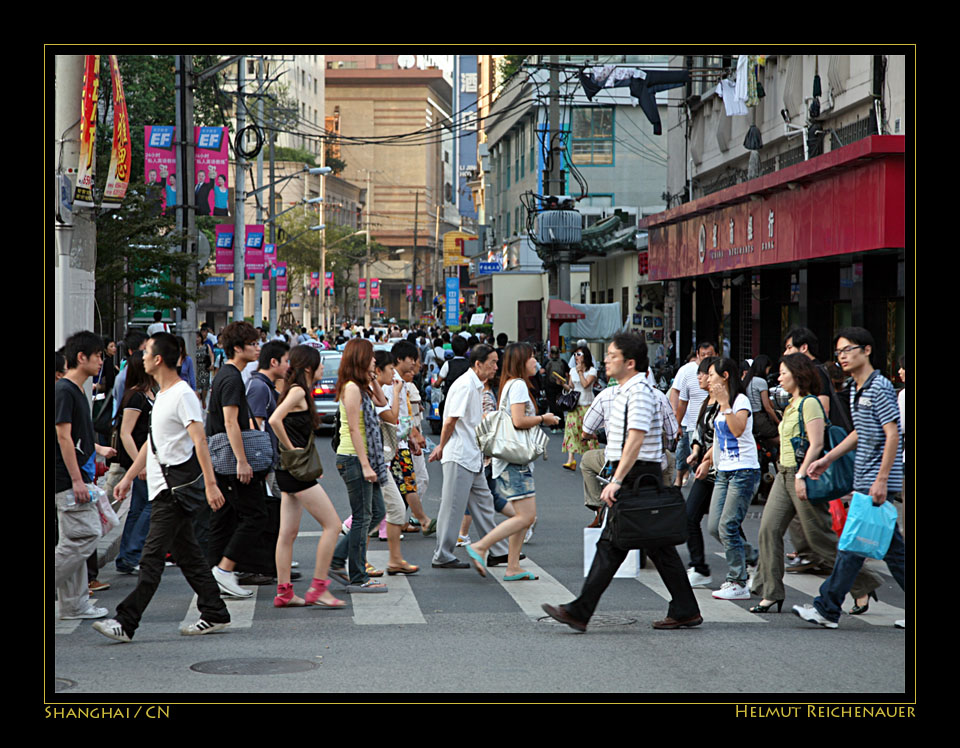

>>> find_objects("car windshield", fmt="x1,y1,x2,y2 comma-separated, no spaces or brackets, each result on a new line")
320,356,341,379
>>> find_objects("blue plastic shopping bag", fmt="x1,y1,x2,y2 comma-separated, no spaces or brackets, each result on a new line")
837,492,898,559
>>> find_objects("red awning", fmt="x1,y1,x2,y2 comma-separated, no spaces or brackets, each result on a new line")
547,299,586,321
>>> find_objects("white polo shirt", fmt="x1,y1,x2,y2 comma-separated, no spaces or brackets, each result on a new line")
441,367,484,473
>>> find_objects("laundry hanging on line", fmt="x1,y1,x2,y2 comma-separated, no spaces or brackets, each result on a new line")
578,66,690,135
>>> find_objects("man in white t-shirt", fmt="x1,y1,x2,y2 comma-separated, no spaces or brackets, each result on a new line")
94,332,230,643
669,341,717,487
146,311,171,336
429,344,509,568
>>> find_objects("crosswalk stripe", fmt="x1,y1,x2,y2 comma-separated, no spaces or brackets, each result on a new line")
710,553,904,626
54,599,103,634
487,558,577,621
635,567,764,623
351,551,426,625
185,591,258,630
778,573,904,626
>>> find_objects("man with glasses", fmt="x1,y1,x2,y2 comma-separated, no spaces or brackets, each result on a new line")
793,327,906,630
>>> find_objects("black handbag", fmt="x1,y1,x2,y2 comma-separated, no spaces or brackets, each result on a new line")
557,389,580,411
608,473,688,549
148,412,207,514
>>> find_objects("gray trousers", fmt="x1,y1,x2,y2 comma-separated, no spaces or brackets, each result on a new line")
54,489,103,616
433,461,508,564
756,465,882,602
581,449,607,510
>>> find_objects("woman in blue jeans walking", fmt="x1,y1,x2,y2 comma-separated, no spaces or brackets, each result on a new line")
705,358,761,601
328,338,388,593
114,351,155,574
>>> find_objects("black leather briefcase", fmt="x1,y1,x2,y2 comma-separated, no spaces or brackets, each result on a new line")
608,473,688,550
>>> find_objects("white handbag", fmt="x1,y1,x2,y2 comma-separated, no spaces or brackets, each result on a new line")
475,382,549,465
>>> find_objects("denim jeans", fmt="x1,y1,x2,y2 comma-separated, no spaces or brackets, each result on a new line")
116,478,151,570
708,469,761,584
332,455,385,584
814,503,906,623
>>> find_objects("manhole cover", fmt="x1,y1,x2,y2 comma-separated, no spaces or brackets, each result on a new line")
190,658,320,675
55,678,77,692
538,614,637,628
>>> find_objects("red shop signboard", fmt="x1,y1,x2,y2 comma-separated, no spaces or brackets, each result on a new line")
643,136,905,281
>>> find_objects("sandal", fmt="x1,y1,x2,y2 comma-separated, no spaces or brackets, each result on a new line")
386,561,419,575
503,571,539,581
365,562,384,578
305,578,347,608
402,523,421,533
562,461,577,471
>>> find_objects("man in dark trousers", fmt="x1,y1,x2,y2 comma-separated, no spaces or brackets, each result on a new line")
93,332,230,641
541,332,701,632
205,321,270,598
542,345,569,434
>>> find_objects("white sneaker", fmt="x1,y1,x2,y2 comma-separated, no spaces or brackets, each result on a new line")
212,566,254,598
894,619,906,629
524,518,537,544
60,605,108,620
792,603,839,629
687,569,713,588
92,618,132,642
181,618,230,636
711,581,750,600
456,534,472,547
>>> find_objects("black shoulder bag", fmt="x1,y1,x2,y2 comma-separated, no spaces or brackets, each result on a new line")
148,410,207,514
607,396,688,550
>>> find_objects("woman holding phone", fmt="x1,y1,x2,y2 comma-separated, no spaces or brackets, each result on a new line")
561,346,598,471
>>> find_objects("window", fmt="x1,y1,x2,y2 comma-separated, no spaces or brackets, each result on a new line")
571,107,614,165
506,212,510,238
505,139,511,188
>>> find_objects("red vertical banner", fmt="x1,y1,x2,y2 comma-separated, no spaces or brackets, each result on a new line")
325,271,334,297
102,55,131,208
370,278,380,299
359,278,367,300
74,55,100,207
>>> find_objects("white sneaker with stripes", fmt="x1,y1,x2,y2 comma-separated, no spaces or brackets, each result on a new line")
180,618,230,636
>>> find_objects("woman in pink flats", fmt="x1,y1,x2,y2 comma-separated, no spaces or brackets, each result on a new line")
269,346,346,608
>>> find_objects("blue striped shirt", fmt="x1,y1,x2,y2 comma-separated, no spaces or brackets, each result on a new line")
850,372,903,493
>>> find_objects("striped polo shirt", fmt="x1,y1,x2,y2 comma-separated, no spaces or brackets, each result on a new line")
604,373,663,464
850,371,903,493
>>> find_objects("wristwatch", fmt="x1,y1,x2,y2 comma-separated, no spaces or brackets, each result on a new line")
611,477,623,486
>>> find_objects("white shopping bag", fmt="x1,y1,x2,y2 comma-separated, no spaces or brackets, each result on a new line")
583,512,640,578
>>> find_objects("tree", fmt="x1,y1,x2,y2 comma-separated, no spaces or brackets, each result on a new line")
92,55,229,336
498,55,529,81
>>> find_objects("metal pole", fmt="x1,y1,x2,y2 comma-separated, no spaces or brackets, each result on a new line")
549,54,571,303
268,117,278,336
232,56,246,322
176,55,198,356
410,191,419,324
364,170,372,328
254,57,264,330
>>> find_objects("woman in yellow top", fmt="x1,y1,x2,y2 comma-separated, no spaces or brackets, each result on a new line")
751,354,881,613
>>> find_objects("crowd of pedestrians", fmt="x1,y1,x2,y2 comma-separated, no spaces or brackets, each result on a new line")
53,313,906,642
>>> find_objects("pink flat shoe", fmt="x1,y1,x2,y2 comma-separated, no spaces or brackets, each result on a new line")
274,582,305,608
304,578,347,608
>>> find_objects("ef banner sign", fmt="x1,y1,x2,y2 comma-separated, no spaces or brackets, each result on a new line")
445,277,460,327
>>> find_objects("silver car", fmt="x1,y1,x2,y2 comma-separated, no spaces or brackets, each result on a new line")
312,350,341,429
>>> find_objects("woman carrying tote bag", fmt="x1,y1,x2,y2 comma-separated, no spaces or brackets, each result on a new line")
268,345,345,609
465,343,558,581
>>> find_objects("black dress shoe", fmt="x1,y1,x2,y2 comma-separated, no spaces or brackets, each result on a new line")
486,553,525,567
432,559,470,569
541,603,587,633
652,614,703,629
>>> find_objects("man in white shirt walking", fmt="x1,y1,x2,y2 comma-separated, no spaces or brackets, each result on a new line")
428,345,510,568
669,341,717,487
93,332,230,642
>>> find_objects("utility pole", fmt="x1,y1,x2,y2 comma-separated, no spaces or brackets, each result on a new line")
319,138,327,332
549,54,571,302
176,55,198,356
268,112,278,336
434,203,441,318
232,56,246,323
254,57,264,330
409,191,419,324
360,169,375,328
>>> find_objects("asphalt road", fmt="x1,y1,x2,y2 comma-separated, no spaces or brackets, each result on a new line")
52,428,909,698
